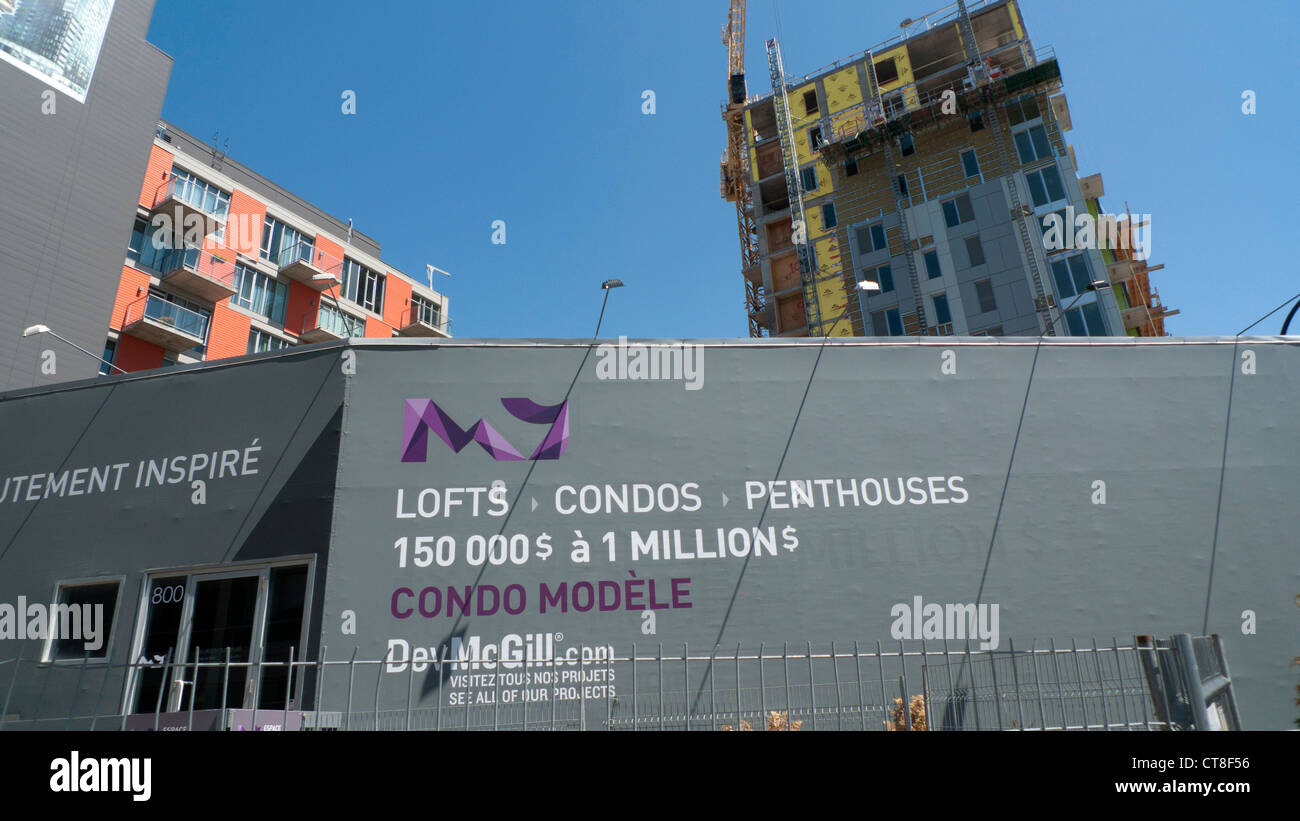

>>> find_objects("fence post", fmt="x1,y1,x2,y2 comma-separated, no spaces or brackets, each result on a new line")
1173,633,1211,730
187,647,198,731
1212,634,1242,729
900,676,911,731
1,644,26,731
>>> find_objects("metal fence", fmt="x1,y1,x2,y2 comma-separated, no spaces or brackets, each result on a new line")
0,634,1236,732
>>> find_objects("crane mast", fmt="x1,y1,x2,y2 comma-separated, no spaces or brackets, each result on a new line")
720,0,765,337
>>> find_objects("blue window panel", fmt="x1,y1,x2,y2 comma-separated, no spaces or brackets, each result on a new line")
876,265,894,293
924,250,941,279
870,223,886,251
933,293,952,325
1064,307,1088,336
1082,302,1106,335
886,308,903,336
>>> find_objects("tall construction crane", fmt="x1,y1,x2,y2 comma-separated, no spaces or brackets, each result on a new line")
719,0,765,337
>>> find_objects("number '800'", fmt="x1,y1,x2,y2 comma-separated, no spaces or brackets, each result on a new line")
151,585,184,604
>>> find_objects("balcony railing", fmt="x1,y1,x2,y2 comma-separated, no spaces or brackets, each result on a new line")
299,305,365,343
277,240,343,289
398,306,452,338
152,175,230,222
159,247,238,302
122,293,210,351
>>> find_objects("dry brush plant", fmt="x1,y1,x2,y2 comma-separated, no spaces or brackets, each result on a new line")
721,710,803,731
885,694,927,731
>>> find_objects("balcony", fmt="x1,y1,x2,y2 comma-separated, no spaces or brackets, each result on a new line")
149,175,227,242
277,241,343,291
398,311,451,339
298,306,364,344
158,247,238,303
122,294,209,352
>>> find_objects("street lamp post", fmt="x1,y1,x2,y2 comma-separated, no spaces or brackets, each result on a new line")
594,279,623,339
22,324,126,375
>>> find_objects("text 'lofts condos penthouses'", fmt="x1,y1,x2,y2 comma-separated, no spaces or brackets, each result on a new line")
725,0,1175,339
105,121,450,374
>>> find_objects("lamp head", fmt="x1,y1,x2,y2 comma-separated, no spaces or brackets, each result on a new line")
602,279,624,290
23,324,50,337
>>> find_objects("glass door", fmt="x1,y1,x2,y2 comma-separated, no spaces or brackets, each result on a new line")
126,562,311,716
178,570,267,712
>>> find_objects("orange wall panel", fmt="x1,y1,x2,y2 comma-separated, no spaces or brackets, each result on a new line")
285,280,319,337
315,234,346,270
206,302,252,361
224,190,267,257
384,274,412,328
365,316,391,338
110,266,152,330
115,334,164,372
138,144,175,208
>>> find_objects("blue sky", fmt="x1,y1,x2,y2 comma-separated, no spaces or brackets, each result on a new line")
147,0,1300,339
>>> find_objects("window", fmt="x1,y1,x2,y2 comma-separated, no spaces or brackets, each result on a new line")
967,110,985,132
808,127,823,149
128,563,311,715
932,293,953,326
261,216,313,265
943,193,975,228
965,235,986,267
231,265,289,324
1039,207,1071,249
43,580,120,662
1014,125,1052,164
975,279,998,313
99,338,116,376
1024,165,1066,208
870,310,888,336
1004,95,1042,127
318,302,365,337
870,264,894,293
169,167,230,225
803,90,819,116
923,250,941,279
857,222,888,254
874,57,899,85
248,328,291,354
412,294,443,329
899,133,915,156
885,307,903,336
1051,254,1094,299
1064,302,1107,336
340,257,385,314
127,217,172,271
800,166,817,191
896,174,909,200
960,149,980,179
973,324,1003,337
845,157,859,177
821,202,838,229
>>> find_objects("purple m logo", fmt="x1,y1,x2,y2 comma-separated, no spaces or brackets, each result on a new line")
401,398,571,462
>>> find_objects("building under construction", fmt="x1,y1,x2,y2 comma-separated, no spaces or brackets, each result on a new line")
721,0,1176,338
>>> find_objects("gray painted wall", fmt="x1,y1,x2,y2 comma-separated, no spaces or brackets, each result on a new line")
0,0,170,392
0,338,1295,729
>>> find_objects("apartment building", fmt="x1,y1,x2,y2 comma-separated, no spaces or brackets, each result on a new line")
104,120,451,374
725,0,1175,338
